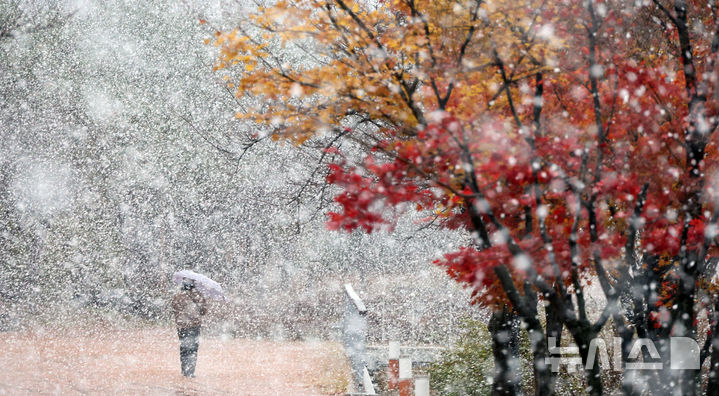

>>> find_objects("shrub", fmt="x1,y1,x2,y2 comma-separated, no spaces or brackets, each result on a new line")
428,317,494,395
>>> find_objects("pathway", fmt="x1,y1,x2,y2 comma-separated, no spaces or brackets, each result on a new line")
0,328,351,395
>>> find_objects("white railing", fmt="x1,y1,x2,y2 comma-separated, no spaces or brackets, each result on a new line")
343,283,433,396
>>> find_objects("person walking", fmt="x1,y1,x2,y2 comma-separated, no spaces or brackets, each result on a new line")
172,278,207,378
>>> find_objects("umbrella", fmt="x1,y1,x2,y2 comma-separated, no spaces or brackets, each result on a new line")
172,270,225,300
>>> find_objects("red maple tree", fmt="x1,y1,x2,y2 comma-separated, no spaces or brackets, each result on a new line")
216,0,719,393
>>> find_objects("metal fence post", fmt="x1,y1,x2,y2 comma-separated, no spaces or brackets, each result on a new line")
388,341,400,390
399,356,413,396
343,283,368,391
414,374,429,396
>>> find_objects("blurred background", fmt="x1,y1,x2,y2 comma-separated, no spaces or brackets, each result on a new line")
0,0,482,344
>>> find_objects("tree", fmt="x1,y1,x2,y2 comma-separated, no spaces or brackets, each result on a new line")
216,0,719,394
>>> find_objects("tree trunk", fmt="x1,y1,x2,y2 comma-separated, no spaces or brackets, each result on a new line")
672,251,699,396
707,300,719,395
544,301,562,394
489,307,522,396
522,287,553,396
568,324,603,396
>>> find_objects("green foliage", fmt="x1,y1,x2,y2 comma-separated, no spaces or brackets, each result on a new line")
428,317,493,396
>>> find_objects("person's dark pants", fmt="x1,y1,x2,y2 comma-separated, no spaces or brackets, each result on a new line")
177,326,200,377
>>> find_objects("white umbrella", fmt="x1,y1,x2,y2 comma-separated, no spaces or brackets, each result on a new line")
172,270,225,300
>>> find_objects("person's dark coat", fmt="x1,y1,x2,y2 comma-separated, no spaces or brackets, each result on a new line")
172,288,207,329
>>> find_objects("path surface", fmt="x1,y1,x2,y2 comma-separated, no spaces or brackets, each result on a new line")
0,328,351,395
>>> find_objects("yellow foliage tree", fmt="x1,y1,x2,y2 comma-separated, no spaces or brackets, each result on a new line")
214,0,549,144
